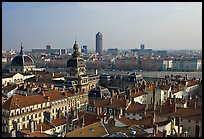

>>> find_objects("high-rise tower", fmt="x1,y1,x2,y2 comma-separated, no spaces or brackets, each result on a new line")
96,32,103,56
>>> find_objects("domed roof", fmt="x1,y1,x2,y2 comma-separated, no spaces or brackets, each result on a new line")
11,54,34,66
11,43,34,66
67,41,86,68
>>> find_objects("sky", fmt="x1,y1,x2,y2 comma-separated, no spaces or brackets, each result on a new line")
2,2,202,51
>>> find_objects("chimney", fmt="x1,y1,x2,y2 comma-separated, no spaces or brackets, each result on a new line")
153,86,156,124
103,116,107,123
194,102,197,109
195,125,200,137
124,95,127,100
23,84,27,90
159,104,162,113
173,95,176,103
118,107,123,118
92,100,95,106
50,84,54,90
95,69,98,75
173,103,177,112
45,96,50,101
117,89,120,95
109,97,113,105
125,99,130,109
81,115,85,129
111,90,114,98
176,117,180,135
171,85,174,91
155,124,158,135
116,94,119,99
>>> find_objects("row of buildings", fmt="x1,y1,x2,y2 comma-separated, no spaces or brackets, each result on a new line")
2,40,202,137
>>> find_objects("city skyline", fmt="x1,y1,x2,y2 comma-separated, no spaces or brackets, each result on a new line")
2,2,202,51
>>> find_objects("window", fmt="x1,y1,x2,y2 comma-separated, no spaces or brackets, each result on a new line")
196,121,199,123
188,120,191,122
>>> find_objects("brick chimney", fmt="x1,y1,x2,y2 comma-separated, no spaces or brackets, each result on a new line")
116,94,119,99
176,117,180,135
172,103,177,112
81,115,85,129
125,99,130,109
109,97,113,105
155,124,158,135
152,124,158,136
92,100,95,106
173,95,176,104
118,107,123,118
194,102,197,109
124,95,127,100
23,84,27,90
111,90,114,98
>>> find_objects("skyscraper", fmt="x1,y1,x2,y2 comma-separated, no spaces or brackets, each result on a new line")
96,32,103,56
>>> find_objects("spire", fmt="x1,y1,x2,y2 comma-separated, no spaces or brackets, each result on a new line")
19,42,23,55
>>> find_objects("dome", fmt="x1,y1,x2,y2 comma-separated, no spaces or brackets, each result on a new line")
11,54,34,66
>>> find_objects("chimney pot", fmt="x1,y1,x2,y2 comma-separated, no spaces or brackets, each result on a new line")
109,97,113,104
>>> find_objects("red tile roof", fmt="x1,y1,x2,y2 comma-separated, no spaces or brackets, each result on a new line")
126,102,145,113
2,84,17,92
92,98,127,109
19,131,52,137
2,94,48,110
130,90,146,98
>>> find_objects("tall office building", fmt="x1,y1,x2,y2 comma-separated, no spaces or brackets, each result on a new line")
96,32,103,56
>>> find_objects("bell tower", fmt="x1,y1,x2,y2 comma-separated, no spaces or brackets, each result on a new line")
67,41,86,77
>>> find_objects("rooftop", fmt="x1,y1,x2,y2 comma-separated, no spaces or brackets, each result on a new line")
66,122,109,137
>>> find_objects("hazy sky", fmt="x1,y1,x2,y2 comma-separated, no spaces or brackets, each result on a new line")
2,2,202,51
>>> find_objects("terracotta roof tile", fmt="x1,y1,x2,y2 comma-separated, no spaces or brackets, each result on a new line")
44,90,65,101
126,102,145,113
92,98,127,109
130,90,146,98
2,84,17,92
66,122,109,137
19,131,52,137
2,94,48,110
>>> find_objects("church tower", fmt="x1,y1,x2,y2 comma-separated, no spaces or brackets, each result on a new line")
67,41,86,77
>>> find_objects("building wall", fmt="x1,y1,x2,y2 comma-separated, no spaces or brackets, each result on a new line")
133,95,147,104
180,118,202,137
146,89,165,105
124,113,142,120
